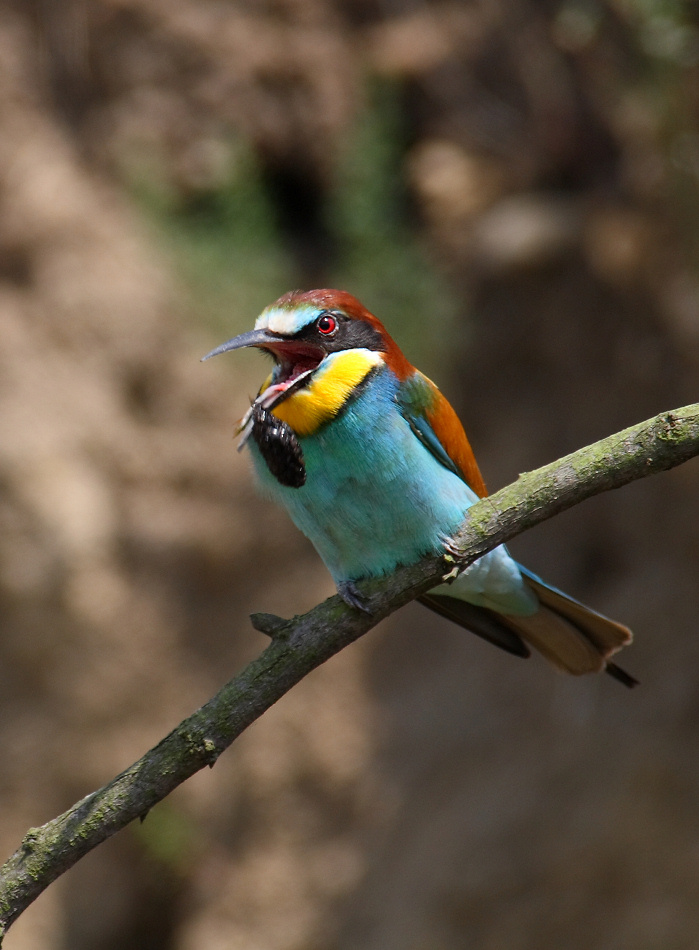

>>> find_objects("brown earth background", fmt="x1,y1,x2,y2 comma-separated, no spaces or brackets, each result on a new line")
2,1,699,948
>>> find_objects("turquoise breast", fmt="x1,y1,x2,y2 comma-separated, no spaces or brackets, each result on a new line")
248,367,476,582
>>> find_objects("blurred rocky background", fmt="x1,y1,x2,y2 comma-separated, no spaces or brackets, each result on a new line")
1,0,699,947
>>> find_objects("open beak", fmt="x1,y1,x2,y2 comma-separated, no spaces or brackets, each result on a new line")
202,326,326,422
201,328,287,361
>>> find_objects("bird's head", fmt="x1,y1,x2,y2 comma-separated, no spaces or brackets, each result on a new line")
202,289,412,437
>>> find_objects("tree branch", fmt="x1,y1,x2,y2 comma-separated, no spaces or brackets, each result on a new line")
1,405,698,940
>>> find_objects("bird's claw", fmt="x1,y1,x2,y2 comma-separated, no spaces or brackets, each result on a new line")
337,581,372,614
438,535,463,583
440,534,463,560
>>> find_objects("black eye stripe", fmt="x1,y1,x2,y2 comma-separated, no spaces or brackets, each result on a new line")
291,311,386,353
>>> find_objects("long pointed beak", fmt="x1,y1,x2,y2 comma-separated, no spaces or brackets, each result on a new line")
201,328,286,361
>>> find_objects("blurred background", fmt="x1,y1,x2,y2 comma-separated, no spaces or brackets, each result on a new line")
1,0,699,947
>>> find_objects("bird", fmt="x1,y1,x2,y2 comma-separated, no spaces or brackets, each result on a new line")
203,288,635,686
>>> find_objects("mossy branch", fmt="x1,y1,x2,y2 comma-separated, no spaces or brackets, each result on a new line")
1,405,698,940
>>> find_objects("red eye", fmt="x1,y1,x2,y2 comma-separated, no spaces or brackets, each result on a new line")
316,313,338,335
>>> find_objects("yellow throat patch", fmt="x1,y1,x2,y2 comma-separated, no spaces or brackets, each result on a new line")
270,349,383,437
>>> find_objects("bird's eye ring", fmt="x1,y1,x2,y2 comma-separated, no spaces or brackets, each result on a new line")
316,312,339,336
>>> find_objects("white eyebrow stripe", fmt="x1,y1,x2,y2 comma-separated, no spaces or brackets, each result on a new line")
255,305,318,335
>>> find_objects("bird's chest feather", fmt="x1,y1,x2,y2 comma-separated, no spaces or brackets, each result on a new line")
248,369,477,581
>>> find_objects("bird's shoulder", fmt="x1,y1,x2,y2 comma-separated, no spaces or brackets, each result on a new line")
396,370,488,497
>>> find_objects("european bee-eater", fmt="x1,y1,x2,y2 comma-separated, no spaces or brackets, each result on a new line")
204,289,634,686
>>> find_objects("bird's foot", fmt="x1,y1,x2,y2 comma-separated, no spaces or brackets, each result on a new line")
440,534,463,560
439,535,463,581
337,581,372,614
